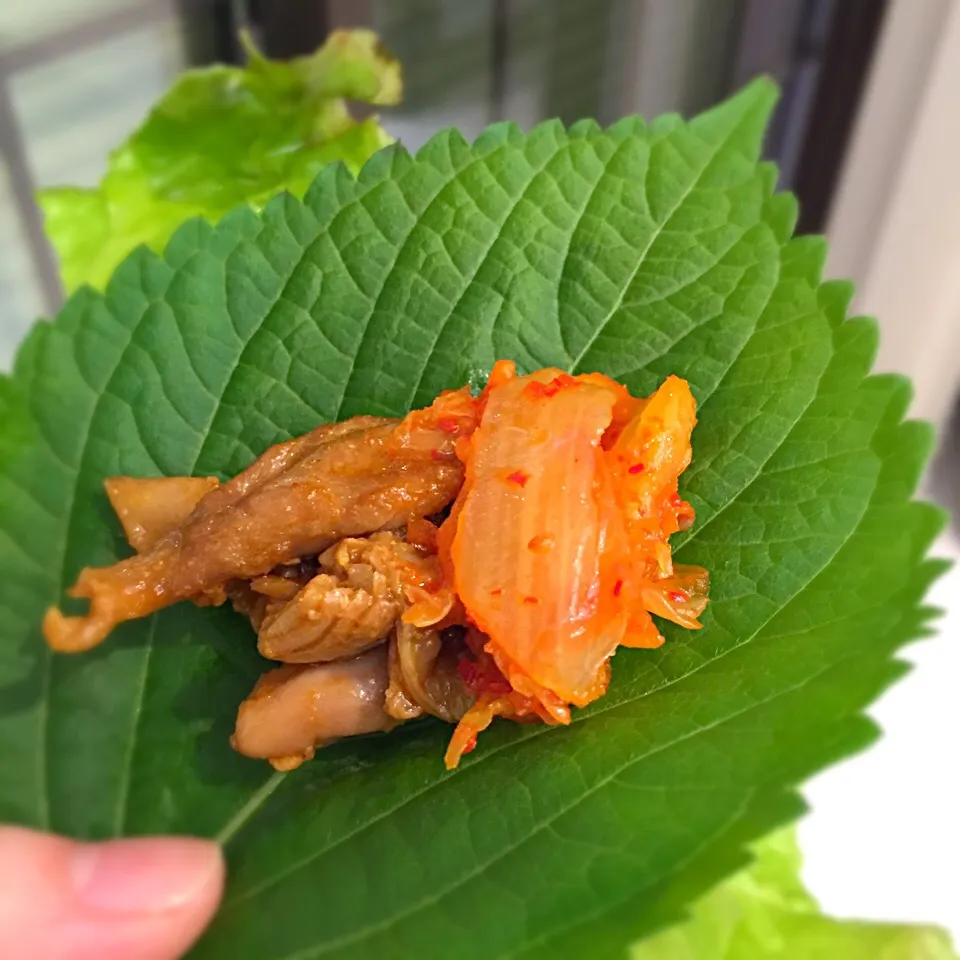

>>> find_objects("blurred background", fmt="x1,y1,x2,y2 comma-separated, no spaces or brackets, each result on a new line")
0,0,957,941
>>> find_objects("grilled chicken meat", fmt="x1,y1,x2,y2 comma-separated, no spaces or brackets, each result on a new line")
105,475,220,552
231,645,396,770
257,533,439,663
44,395,475,653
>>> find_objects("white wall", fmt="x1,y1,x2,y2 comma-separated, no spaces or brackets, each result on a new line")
827,0,960,431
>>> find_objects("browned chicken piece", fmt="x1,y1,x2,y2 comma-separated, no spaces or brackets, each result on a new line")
231,645,396,770
257,532,439,663
44,404,473,653
385,622,473,723
105,476,220,552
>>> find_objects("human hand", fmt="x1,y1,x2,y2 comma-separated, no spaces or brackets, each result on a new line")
0,826,223,960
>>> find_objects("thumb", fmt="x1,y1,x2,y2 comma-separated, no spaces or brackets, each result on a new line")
0,826,224,960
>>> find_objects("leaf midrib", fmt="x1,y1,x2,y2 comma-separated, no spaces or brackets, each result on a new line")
407,135,629,409
335,134,539,420
569,108,759,373
554,137,648,361
113,615,156,835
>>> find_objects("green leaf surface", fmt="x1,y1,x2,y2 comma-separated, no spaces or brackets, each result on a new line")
38,29,400,294
633,829,958,959
0,80,944,959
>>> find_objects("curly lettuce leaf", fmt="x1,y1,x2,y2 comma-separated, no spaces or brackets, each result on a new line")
0,80,945,958
38,29,400,293
633,830,958,959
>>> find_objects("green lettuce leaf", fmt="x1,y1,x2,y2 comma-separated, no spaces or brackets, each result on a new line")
38,29,401,294
0,80,944,958
633,829,958,959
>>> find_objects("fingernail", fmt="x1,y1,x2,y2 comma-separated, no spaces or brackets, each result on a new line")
70,837,222,914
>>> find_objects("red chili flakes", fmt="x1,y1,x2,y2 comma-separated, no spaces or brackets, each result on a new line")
613,579,623,597
490,588,503,597
457,657,479,686
521,373,579,401
459,653,512,698
522,381,550,400
628,462,645,474
523,596,539,605
462,735,478,755
430,449,447,461
668,590,689,604
506,469,530,487
436,415,461,434
527,534,555,553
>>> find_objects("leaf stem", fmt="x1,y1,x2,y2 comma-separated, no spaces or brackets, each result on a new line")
216,770,286,846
